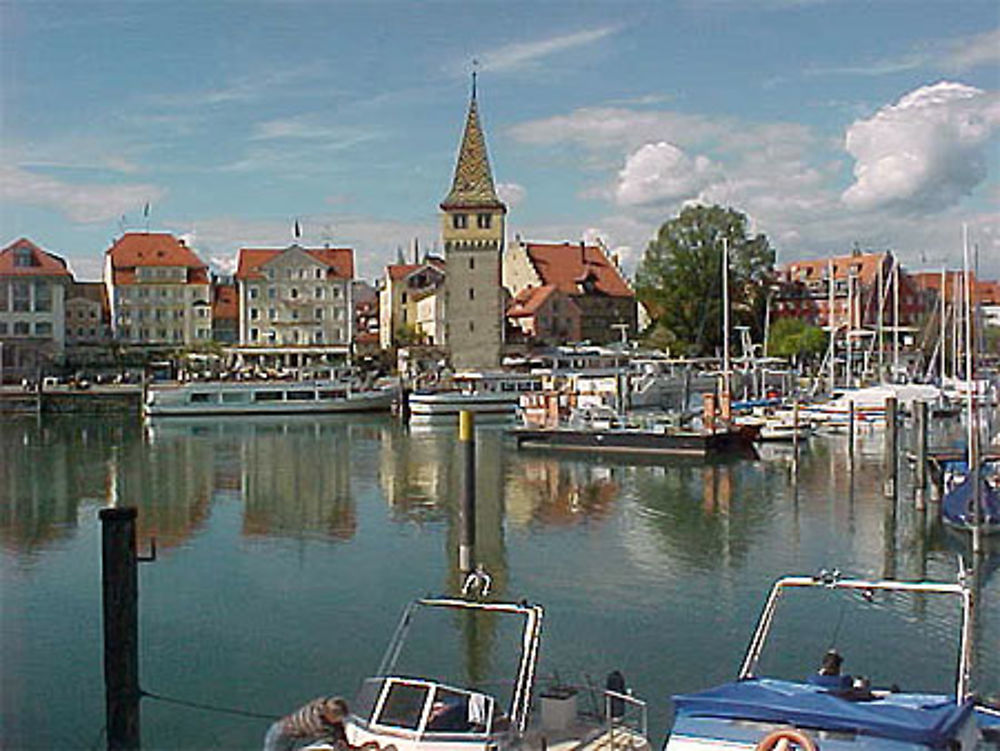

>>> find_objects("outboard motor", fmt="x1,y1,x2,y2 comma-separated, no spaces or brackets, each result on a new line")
606,670,626,719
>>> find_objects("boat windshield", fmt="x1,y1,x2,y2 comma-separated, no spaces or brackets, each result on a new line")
740,575,971,700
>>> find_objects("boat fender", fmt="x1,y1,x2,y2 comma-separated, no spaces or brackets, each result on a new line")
755,728,817,751
605,670,626,719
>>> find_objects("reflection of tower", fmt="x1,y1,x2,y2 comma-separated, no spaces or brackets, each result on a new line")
441,76,507,371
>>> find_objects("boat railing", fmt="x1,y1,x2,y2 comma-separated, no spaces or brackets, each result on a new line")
604,689,647,749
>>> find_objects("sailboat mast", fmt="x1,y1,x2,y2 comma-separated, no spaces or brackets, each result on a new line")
828,258,836,393
846,268,854,389
939,267,946,385
962,225,982,554
892,254,900,381
721,237,732,399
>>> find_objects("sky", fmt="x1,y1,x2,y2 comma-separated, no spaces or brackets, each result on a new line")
2,1,999,283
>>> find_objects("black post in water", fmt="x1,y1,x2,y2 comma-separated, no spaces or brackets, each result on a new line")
883,397,898,498
915,401,928,510
458,410,476,574
100,507,140,750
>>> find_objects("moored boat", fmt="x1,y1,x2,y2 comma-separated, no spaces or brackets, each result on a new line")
144,378,396,417
408,372,544,424
302,592,650,751
664,570,985,750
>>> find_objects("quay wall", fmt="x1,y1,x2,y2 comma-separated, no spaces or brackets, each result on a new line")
0,387,141,415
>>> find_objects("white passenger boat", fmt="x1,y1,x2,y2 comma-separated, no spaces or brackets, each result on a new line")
305,592,650,751
144,378,396,417
408,372,544,424
664,569,989,751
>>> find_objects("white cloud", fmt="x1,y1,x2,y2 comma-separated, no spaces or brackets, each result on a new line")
616,142,718,207
0,165,166,223
497,182,526,207
475,26,622,73
841,81,1000,212
943,28,1000,71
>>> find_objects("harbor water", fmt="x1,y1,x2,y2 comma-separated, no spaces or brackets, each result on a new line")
2,413,998,749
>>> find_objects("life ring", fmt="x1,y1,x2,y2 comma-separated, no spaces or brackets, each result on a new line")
755,728,818,751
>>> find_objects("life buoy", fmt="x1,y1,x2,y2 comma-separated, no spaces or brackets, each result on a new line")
755,728,818,751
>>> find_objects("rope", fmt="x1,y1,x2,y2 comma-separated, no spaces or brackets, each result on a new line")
827,595,849,651
141,688,281,721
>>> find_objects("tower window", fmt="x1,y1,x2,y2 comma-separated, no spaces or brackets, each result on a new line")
452,214,468,229
468,288,475,301
469,257,475,270
469,321,475,332
477,213,491,229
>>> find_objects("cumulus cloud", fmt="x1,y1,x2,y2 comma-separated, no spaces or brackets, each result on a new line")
841,81,1000,213
615,142,718,207
0,165,166,223
497,182,526,207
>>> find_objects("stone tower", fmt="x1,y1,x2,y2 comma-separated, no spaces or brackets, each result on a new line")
441,77,507,371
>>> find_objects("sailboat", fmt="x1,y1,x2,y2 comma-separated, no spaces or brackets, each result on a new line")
940,226,997,539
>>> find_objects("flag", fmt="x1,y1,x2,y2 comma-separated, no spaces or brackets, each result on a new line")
143,203,150,218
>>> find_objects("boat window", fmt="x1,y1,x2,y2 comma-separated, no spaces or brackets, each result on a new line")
189,392,215,404
425,687,491,735
221,392,249,404
318,390,347,399
253,391,284,402
286,391,315,401
353,678,384,722
376,682,429,730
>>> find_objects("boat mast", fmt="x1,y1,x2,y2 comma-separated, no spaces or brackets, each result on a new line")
939,267,946,386
877,256,884,379
828,258,835,393
722,236,732,401
846,267,854,389
963,225,982,555
892,253,900,381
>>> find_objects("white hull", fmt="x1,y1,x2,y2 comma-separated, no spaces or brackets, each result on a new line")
144,380,395,417
408,392,519,418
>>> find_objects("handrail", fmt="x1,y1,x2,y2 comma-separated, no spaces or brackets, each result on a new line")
604,689,647,748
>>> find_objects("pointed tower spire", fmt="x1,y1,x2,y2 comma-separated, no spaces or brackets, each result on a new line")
440,74,505,212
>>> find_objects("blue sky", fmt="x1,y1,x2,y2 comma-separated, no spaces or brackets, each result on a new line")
2,0,998,282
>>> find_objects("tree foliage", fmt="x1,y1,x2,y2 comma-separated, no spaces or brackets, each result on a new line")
767,316,827,364
636,205,775,356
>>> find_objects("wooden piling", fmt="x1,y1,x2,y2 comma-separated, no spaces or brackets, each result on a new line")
100,507,141,750
848,400,855,468
883,397,898,498
915,401,928,510
458,410,475,574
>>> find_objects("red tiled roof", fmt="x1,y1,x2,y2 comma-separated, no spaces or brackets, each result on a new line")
235,245,354,281
524,242,632,298
0,238,72,277
911,271,997,304
107,233,209,285
212,283,238,320
387,263,422,281
783,252,889,286
978,280,1000,305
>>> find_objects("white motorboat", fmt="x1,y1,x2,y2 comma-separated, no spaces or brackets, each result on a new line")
408,372,544,424
305,592,650,751
664,569,989,750
144,378,396,417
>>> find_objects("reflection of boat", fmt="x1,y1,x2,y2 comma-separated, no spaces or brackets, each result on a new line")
664,570,985,750
735,408,812,442
408,372,544,424
144,378,396,417
306,594,650,751
510,406,756,460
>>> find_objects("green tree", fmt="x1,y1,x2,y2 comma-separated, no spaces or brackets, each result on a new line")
636,204,775,356
767,316,827,365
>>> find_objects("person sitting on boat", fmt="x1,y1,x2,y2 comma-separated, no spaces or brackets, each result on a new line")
808,649,852,691
263,696,349,751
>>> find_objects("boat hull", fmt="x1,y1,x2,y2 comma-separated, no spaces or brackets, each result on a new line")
144,381,395,417
510,426,754,458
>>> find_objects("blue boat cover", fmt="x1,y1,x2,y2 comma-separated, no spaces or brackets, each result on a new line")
673,678,973,747
941,474,1000,528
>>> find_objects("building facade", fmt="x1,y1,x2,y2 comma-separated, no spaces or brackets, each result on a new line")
65,281,110,349
0,238,72,381
503,240,637,344
104,232,212,346
441,83,507,370
234,244,354,371
506,284,582,344
378,261,445,350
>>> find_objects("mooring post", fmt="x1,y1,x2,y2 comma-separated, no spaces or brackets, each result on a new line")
100,506,141,750
915,401,928,510
847,400,855,468
458,410,476,574
883,397,898,498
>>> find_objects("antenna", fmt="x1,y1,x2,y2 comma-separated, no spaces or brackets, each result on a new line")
471,59,479,99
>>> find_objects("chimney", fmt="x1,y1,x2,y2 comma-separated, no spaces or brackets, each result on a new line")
580,240,586,266
413,237,419,265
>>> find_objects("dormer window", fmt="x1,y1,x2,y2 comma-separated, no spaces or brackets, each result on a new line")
452,214,468,229
477,214,491,229
14,247,34,267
